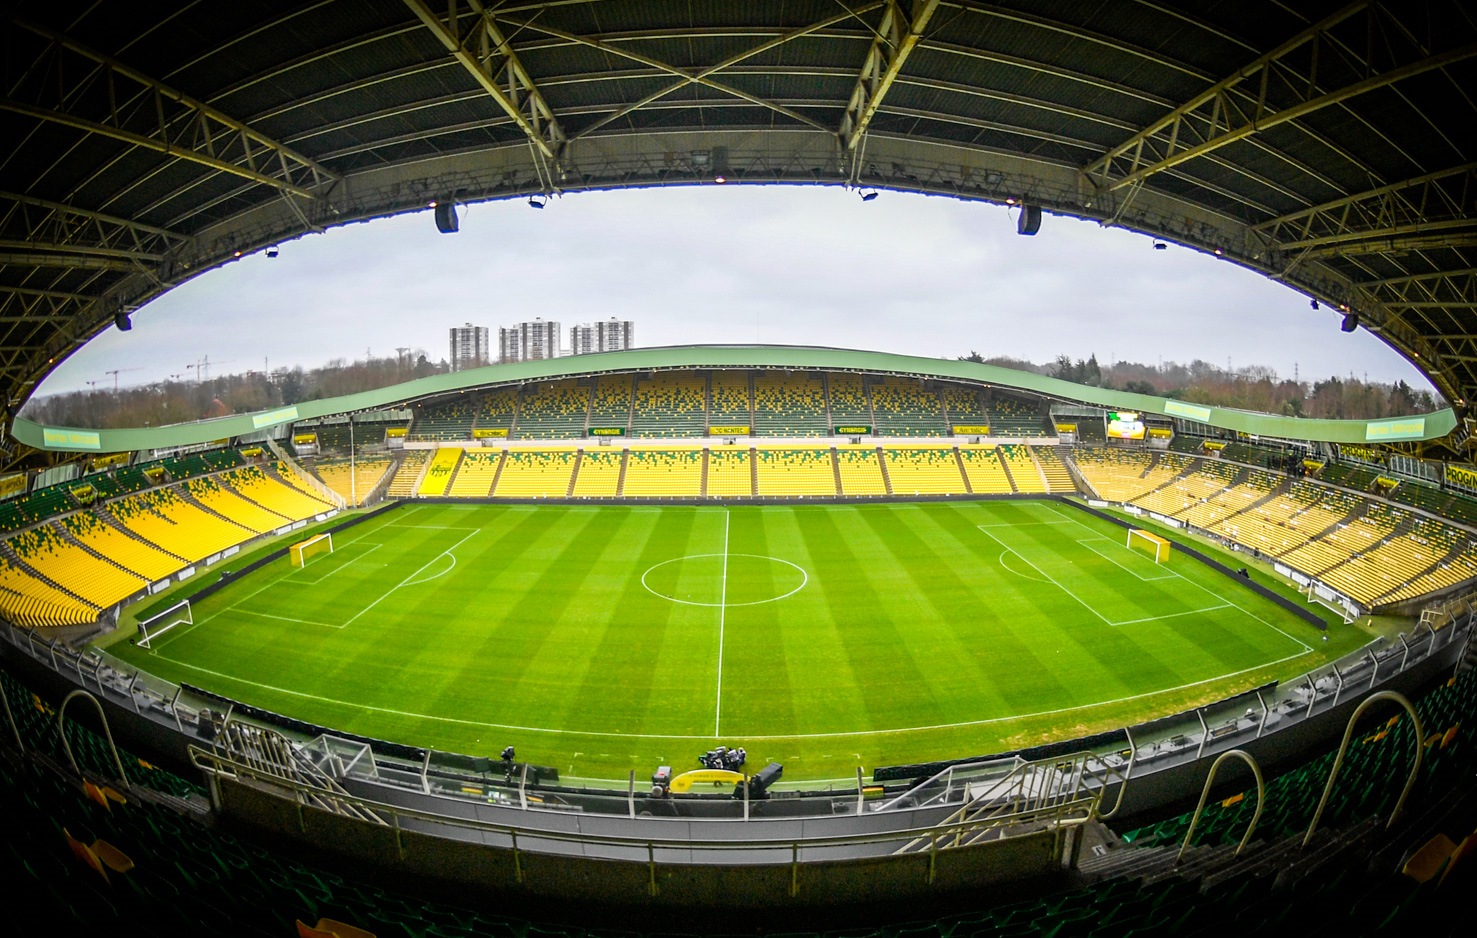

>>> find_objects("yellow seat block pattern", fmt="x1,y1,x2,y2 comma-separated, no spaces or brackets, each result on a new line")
572,449,622,497
753,373,828,438
1000,445,1046,493
449,451,503,497
959,446,1014,494
230,467,334,520
61,512,181,581
0,555,96,627
1032,447,1076,493
386,451,430,498
418,448,465,496
315,457,392,507
622,449,703,497
7,525,144,609
837,446,888,495
184,477,286,533
883,447,967,495
706,448,753,496
756,448,835,496
827,374,871,425
495,450,577,498
709,371,752,427
112,488,253,564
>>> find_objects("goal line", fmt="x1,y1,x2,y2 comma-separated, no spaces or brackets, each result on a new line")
138,599,192,649
1126,528,1171,563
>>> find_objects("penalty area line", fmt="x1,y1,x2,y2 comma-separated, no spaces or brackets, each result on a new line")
341,528,480,628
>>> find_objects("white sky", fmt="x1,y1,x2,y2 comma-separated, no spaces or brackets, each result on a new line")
38,185,1436,397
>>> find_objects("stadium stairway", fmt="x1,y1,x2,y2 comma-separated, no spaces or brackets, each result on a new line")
172,486,258,539
0,539,103,612
51,520,156,584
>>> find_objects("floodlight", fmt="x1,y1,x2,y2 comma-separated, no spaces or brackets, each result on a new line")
860,189,879,202
113,311,132,332
265,246,279,258
1311,299,1319,310
1153,241,1167,250
528,195,547,209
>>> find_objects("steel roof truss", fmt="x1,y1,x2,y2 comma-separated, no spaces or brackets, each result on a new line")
1084,3,1477,192
841,1,940,153
2,18,340,201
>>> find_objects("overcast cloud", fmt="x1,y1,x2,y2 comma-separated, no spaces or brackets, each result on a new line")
38,185,1436,398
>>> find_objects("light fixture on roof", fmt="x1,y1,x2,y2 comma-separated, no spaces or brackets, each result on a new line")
113,311,132,332
233,250,242,257
265,246,279,259
710,145,730,184
1153,240,1167,250
1004,197,1017,205
860,189,879,202
528,194,547,209
1213,248,1223,256
1311,299,1319,310
1341,311,1359,333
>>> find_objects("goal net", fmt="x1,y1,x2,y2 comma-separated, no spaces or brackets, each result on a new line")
290,532,333,568
137,599,192,649
1126,529,1170,563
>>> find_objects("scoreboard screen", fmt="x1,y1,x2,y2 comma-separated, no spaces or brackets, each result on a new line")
1107,412,1147,440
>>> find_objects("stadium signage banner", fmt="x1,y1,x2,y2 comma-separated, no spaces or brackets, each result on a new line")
1365,417,1425,442
385,427,408,438
1448,464,1477,490
588,427,626,437
708,425,750,435
42,427,101,450
90,452,129,471
1164,400,1212,422
472,428,509,438
0,473,26,500
950,425,989,435
292,433,318,445
251,405,299,429
836,424,874,435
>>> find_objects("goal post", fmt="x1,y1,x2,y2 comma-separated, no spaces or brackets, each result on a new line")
1126,529,1171,563
290,532,333,568
137,599,192,649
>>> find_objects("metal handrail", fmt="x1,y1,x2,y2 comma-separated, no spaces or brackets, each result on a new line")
1302,690,1422,847
1176,749,1264,863
190,744,1090,858
57,688,132,789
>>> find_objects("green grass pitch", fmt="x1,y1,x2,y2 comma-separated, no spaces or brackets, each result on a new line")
109,499,1364,782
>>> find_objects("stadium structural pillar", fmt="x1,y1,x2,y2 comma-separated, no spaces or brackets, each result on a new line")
875,447,893,496
953,447,974,494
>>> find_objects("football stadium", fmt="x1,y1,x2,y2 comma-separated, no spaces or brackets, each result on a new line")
2,3,1476,936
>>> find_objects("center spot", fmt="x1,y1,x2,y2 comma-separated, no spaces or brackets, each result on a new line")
642,553,808,607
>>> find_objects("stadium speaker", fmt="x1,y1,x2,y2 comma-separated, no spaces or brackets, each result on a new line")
113,311,132,332
1017,203,1042,236
434,202,459,234
1341,311,1359,333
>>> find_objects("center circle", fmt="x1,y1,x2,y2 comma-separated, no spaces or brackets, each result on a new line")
641,553,808,607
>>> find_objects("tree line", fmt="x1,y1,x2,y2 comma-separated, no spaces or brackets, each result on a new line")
22,350,446,429
956,352,1440,420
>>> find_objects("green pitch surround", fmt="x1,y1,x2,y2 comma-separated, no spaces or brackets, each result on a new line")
110,500,1360,781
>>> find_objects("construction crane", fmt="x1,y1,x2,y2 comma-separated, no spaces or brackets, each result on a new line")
104,367,141,391
186,355,235,382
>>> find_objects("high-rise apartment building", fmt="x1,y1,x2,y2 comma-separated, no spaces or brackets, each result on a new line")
570,318,635,355
498,318,561,363
448,323,489,372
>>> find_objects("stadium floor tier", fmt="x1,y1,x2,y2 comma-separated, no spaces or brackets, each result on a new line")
109,500,1358,781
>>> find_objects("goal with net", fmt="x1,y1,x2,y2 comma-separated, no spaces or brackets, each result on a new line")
290,532,333,568
137,599,192,649
1126,529,1171,563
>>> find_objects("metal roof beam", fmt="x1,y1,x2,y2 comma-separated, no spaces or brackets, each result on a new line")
0,240,162,262
401,0,565,162
502,10,875,139
3,18,340,200
0,252,135,271
841,1,941,152
1083,3,1477,191
1300,232,1477,259
1254,162,1477,251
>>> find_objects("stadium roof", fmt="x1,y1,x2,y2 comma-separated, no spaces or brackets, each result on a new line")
10,344,1457,452
2,2,1474,444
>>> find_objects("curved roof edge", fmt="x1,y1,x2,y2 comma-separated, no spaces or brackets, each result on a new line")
13,345,1456,453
